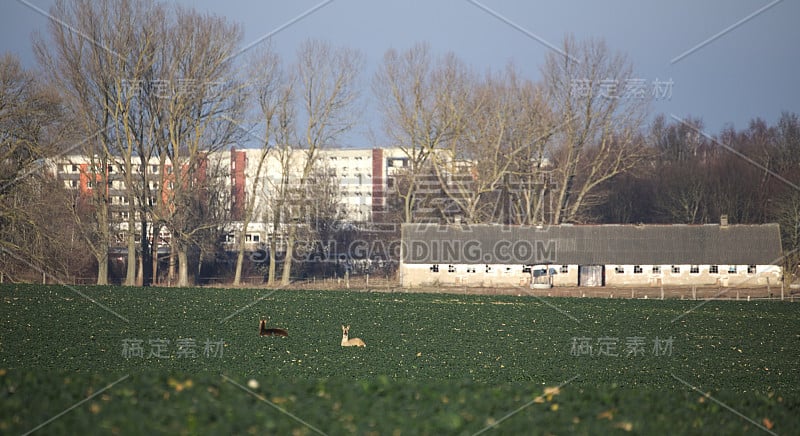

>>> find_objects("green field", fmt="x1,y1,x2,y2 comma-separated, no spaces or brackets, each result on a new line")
1,284,798,435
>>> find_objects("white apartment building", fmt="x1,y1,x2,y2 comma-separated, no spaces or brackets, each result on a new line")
52,147,410,249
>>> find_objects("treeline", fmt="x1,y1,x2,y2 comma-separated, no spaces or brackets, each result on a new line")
1,0,798,285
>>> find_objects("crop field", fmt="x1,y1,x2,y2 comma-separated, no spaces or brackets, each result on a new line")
1,284,798,434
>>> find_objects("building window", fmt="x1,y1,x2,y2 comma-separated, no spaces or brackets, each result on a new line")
728,265,737,274
671,265,680,274
467,266,476,273
560,265,569,274
633,265,643,274
485,265,492,273
245,234,260,243
710,265,719,274
522,265,532,273
747,265,756,274
72,164,78,172
448,265,455,273
690,265,699,274
652,265,661,274
224,234,234,243
430,264,439,272
614,266,625,274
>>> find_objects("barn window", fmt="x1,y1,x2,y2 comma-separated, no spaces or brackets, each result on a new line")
747,265,756,274
614,266,625,274
710,265,719,274
652,265,661,274
560,265,569,273
690,265,699,274
633,265,642,274
522,265,532,273
430,264,439,272
728,265,737,274
448,265,455,273
671,265,680,274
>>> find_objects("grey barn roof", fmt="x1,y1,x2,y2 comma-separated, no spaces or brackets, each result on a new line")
400,223,783,265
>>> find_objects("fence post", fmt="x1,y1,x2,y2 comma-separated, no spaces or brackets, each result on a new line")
692,286,696,300
660,285,664,300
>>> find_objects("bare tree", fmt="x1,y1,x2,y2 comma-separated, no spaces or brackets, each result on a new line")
431,65,555,224
280,40,362,285
151,6,244,287
0,54,76,280
542,36,650,224
232,45,294,286
495,69,556,226
95,0,163,286
373,44,467,223
35,0,125,284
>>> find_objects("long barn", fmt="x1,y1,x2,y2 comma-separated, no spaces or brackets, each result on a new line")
399,222,783,288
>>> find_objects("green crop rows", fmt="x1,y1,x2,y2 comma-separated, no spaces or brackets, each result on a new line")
1,284,798,434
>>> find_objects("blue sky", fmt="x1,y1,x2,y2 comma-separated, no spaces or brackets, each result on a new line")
2,0,798,147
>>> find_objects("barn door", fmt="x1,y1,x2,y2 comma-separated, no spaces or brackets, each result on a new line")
578,265,604,287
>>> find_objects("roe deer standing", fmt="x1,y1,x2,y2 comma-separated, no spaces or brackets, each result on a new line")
340,325,366,347
259,319,288,337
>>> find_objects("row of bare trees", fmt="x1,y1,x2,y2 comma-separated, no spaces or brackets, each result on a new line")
375,37,649,226
2,0,798,285
31,0,244,286
15,0,362,287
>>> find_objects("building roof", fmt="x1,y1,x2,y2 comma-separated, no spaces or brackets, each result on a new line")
400,223,783,265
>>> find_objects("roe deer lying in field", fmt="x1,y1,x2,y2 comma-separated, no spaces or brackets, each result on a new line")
259,319,288,337
340,325,366,347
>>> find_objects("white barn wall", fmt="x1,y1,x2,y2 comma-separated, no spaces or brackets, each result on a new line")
400,263,782,288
